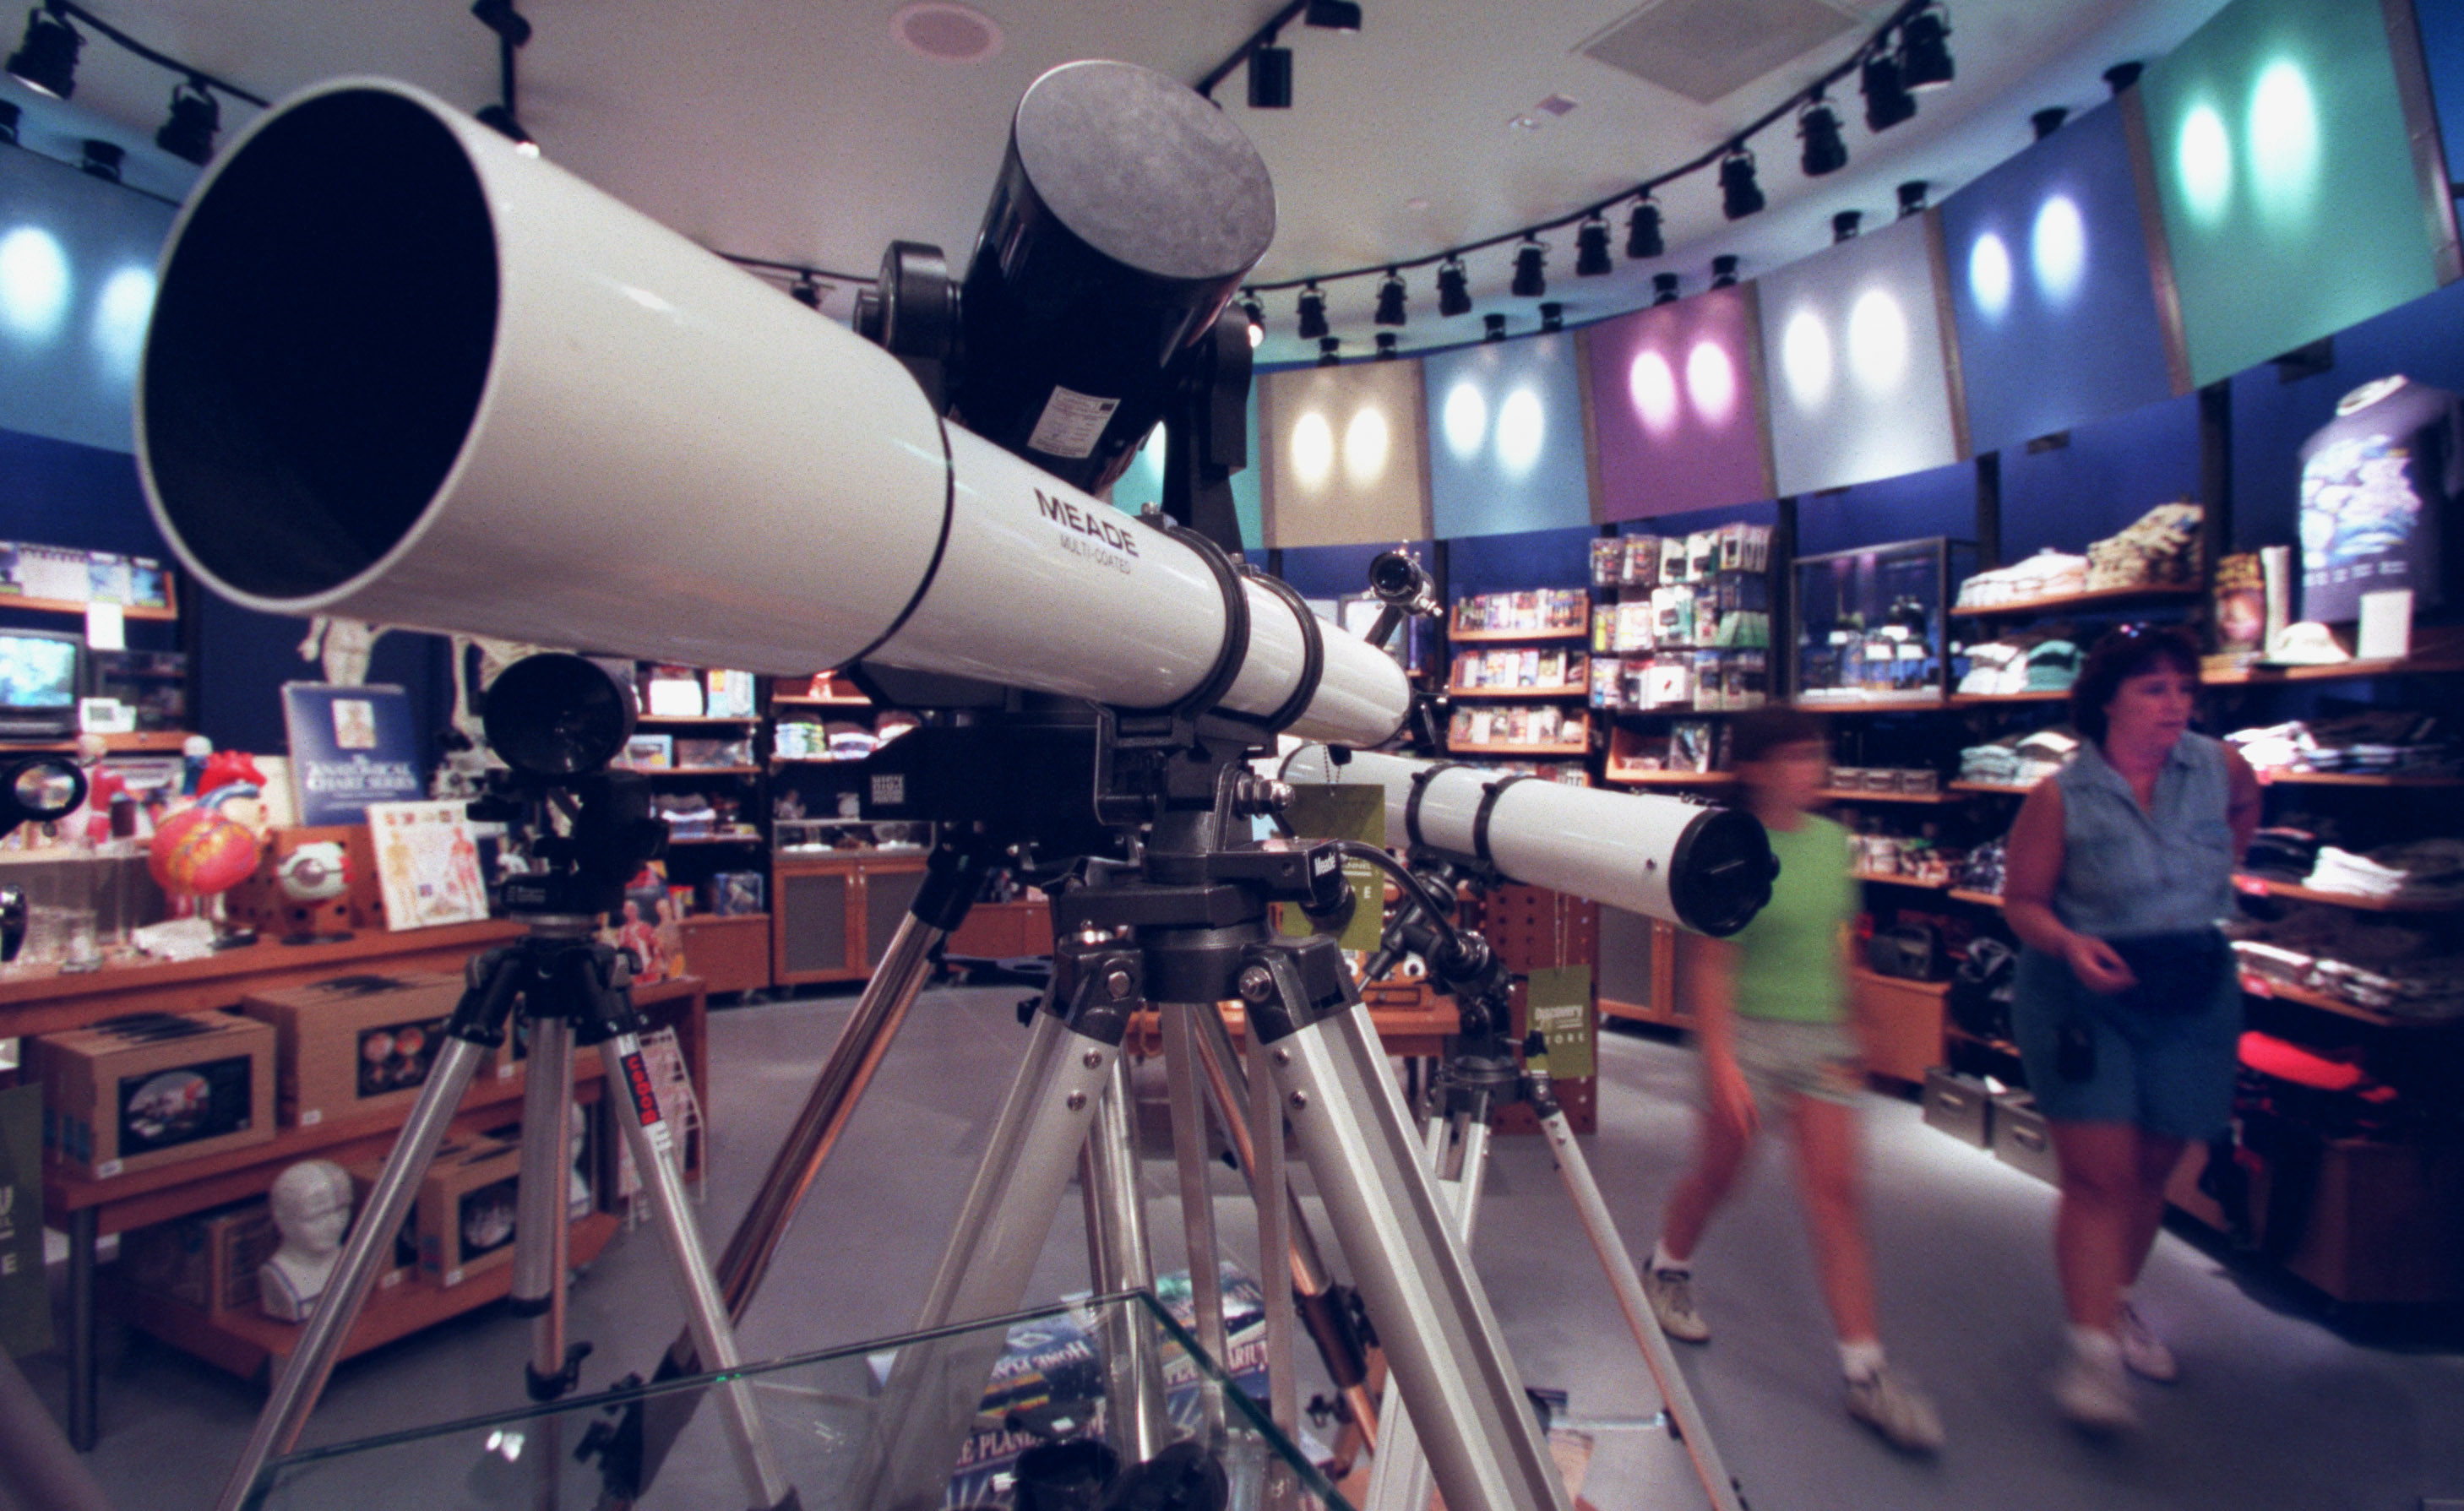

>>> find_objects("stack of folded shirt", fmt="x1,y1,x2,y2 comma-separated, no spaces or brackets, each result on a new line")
2086,502,2202,590
2225,905,2464,1020
1956,728,2079,787
2228,712,2460,778
2309,839,2464,905
2025,640,2082,692
1954,550,2089,608
1958,641,2032,696
1957,839,2007,896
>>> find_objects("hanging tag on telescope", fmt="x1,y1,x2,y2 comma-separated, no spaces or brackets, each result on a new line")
1526,966,1595,1080
1279,785,1384,952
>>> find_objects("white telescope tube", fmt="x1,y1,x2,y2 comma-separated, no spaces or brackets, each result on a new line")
1281,746,1774,937
133,79,1406,750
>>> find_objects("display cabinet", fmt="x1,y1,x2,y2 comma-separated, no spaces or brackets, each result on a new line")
1791,536,1976,707
772,850,931,985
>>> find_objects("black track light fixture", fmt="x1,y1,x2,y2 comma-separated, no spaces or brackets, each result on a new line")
0,98,19,145
1316,335,1342,367
470,0,532,46
1304,0,1362,30
789,274,823,309
1798,96,1847,177
2103,61,2142,95
1862,48,1916,133
8,3,81,101
1375,331,1399,359
155,78,220,166
1238,292,1265,347
1575,215,1613,277
2032,106,2068,140
1539,302,1564,333
1511,236,1547,298
78,137,118,182
1436,257,1471,318
1710,255,1739,290
1652,272,1681,306
1373,269,1407,327
1626,196,1663,259
1897,180,1929,218
1296,282,1329,340
1719,144,1765,221
1898,4,1954,91
1483,313,1508,343
1248,38,1292,109
1833,209,1863,243
476,104,537,155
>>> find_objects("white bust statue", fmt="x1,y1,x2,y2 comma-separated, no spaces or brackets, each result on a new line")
258,1160,355,1323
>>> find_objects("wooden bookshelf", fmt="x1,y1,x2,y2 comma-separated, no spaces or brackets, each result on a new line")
2203,651,2464,686
1949,780,2039,796
628,765,761,777
1947,690,2071,707
1853,871,1951,889
1450,740,1591,758
1815,787,1953,805
2256,771,2464,789
1605,769,1736,789
1449,678,1589,699
1450,625,1589,644
1791,692,1946,710
1948,889,2006,909
2233,876,2464,913
1949,584,2202,618
771,693,873,707
0,593,177,621
0,730,193,755
634,715,761,726
665,834,767,846
2238,974,2420,1030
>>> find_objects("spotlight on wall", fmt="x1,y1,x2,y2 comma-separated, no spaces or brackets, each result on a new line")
1483,313,1508,342
1239,292,1265,347
1375,330,1398,359
1248,40,1292,109
475,104,538,156
1719,145,1764,220
1297,281,1328,340
2031,106,2068,141
1896,179,1929,218
1316,335,1342,367
1798,96,1847,177
79,138,120,183
7,4,81,101
1626,196,1663,259
1539,301,1564,333
1304,0,1362,30
1511,236,1547,298
470,0,533,46
1436,257,1471,317
155,79,220,166
1862,49,1915,133
1373,269,1407,326
1709,255,1739,290
0,99,19,145
1832,209,1863,243
1575,215,1613,276
2102,61,2142,95
1898,4,1955,91
1652,271,1680,306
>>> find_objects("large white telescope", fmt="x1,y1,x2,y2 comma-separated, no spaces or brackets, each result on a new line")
1281,745,1775,936
133,78,1407,750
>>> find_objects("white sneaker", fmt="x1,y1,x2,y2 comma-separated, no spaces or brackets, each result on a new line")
2117,1302,2178,1383
1642,1264,1711,1344
1845,1366,1945,1454
2052,1341,2137,1433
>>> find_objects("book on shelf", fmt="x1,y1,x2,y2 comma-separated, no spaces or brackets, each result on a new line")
643,664,704,718
280,682,424,825
704,669,757,718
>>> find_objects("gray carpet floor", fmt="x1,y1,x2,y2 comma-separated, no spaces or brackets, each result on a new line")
24,983,2464,1510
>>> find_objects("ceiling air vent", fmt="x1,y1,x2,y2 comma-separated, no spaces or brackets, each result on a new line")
1578,0,1865,106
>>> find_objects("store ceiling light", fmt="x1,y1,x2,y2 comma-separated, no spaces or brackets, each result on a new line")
470,0,532,46
1539,301,1564,333
1625,196,1663,259
2103,61,2142,95
1303,0,1362,30
1239,292,1265,347
1652,271,1680,306
1296,281,1328,340
476,104,538,156
7,4,81,101
1710,254,1739,290
1897,179,1928,218
78,137,118,182
155,79,220,166
1798,97,1847,178
1373,269,1406,327
1483,313,1508,342
1832,209,1863,243
1575,215,1613,276
2031,106,2067,141
1718,145,1764,221
789,274,823,309
1898,5,1955,91
1316,335,1342,367
0,99,17,145
1374,330,1398,359
1510,236,1547,298
1436,257,1471,318
1248,41,1292,109
1861,49,1915,133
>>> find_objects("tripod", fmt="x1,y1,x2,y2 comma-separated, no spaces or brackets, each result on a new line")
214,776,798,1511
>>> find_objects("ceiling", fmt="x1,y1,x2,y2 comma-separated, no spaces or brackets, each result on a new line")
4,0,2233,366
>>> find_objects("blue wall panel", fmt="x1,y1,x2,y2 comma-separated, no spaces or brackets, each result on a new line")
1444,524,1596,596
1795,460,1976,558
2000,392,2203,558
1423,334,1594,538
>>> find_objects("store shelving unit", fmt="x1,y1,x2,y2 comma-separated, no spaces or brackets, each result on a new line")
1444,590,1593,771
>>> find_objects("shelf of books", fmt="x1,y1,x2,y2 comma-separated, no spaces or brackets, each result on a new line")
1602,721,1727,785
1448,645,1588,699
1587,525,1777,728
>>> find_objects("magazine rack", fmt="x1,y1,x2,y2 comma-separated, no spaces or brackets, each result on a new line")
239,1291,1345,1510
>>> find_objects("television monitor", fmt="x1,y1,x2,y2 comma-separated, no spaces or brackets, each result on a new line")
0,628,85,740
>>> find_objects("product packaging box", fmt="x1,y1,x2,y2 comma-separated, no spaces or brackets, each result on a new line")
416,1137,523,1286
32,1013,275,1180
347,1150,454,1292
1920,1068,1994,1149
1990,1090,2058,1183
240,973,470,1128
116,1198,279,1313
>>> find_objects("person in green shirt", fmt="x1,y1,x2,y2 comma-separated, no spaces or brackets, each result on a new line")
1641,706,1944,1454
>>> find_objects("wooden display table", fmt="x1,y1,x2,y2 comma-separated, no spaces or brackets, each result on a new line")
677,911,770,995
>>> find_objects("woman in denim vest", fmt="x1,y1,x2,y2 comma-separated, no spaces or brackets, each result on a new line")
2003,625,2260,1432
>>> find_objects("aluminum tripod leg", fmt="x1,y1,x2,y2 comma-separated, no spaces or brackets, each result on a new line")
1364,1102,1493,1511
512,1015,580,1511
1540,1108,1744,1511
853,1008,1121,1511
214,1035,498,1511
1079,1056,1170,1464
1248,971,1570,1511
1160,1002,1227,1437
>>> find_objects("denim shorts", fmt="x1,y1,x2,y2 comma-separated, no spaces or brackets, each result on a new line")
2010,944,2242,1139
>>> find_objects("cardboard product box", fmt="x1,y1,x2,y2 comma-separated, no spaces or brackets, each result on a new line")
416,1138,524,1286
241,973,470,1128
1991,1090,2059,1184
346,1151,450,1293
117,1198,280,1314
32,1013,275,1179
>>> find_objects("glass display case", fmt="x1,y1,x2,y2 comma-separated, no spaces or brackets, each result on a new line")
1790,537,1977,706
242,1292,1344,1510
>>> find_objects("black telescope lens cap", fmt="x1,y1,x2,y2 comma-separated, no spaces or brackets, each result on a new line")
1667,805,1776,938
482,653,637,778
